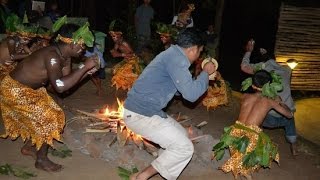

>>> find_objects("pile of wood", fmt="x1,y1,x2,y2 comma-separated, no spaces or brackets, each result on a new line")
66,107,208,157
66,107,159,156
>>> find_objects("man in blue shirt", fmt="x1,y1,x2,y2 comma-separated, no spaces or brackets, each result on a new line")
123,28,216,180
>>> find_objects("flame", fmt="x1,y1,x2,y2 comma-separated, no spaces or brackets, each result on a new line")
103,98,124,118
101,98,143,141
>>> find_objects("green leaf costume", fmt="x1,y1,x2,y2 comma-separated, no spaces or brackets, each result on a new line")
212,121,279,178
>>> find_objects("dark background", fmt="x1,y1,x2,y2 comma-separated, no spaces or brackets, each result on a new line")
5,0,320,90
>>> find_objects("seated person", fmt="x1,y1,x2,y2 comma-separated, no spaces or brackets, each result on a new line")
108,20,143,91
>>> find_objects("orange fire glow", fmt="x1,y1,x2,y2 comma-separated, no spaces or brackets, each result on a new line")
103,98,124,118
101,98,143,141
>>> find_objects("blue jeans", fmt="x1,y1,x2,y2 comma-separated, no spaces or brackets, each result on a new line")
262,114,297,144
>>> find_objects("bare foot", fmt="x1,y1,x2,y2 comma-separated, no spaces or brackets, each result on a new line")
35,159,63,172
21,144,37,159
129,172,139,180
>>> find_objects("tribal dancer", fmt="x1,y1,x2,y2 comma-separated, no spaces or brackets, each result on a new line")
213,70,293,179
0,14,52,79
156,23,178,50
0,16,98,172
109,20,144,91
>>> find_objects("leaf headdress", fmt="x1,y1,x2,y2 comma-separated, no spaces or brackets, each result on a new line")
53,16,94,47
108,20,124,36
156,22,179,40
241,69,283,99
5,13,52,40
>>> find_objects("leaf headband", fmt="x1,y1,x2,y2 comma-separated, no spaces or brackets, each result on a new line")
241,65,283,99
156,23,178,40
53,16,94,47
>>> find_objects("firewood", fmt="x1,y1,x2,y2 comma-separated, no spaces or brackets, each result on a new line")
88,122,110,127
117,122,129,147
64,105,104,121
196,121,208,128
85,128,111,133
190,135,207,141
108,135,118,148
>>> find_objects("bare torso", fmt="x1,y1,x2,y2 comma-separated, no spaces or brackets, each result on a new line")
238,93,293,127
10,46,68,89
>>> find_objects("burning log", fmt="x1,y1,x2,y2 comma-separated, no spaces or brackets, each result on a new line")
69,99,198,158
117,122,129,146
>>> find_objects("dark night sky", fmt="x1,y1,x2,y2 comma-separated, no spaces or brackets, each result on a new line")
59,0,320,89
6,0,319,89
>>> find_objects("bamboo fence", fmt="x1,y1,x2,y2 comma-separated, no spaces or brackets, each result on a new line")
275,4,320,90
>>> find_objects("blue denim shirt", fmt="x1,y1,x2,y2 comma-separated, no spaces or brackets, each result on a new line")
125,45,209,118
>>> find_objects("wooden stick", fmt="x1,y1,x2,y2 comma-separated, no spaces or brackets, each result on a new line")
177,112,181,121
85,128,110,133
196,121,208,128
88,121,110,127
190,135,207,141
64,105,104,121
178,118,192,124
108,135,118,148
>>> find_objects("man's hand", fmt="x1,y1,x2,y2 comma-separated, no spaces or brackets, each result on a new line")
87,67,98,75
245,39,255,52
260,48,267,55
202,61,216,75
84,55,98,69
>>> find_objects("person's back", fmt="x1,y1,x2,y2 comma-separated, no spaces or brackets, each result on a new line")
125,28,211,118
238,70,292,127
239,92,292,127
10,45,58,88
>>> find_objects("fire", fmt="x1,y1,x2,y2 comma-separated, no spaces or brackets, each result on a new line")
101,98,143,141
103,98,124,118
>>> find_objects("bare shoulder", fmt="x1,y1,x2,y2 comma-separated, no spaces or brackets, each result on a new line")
38,46,60,60
242,93,258,100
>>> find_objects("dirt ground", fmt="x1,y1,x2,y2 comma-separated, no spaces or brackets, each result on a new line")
0,72,320,180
